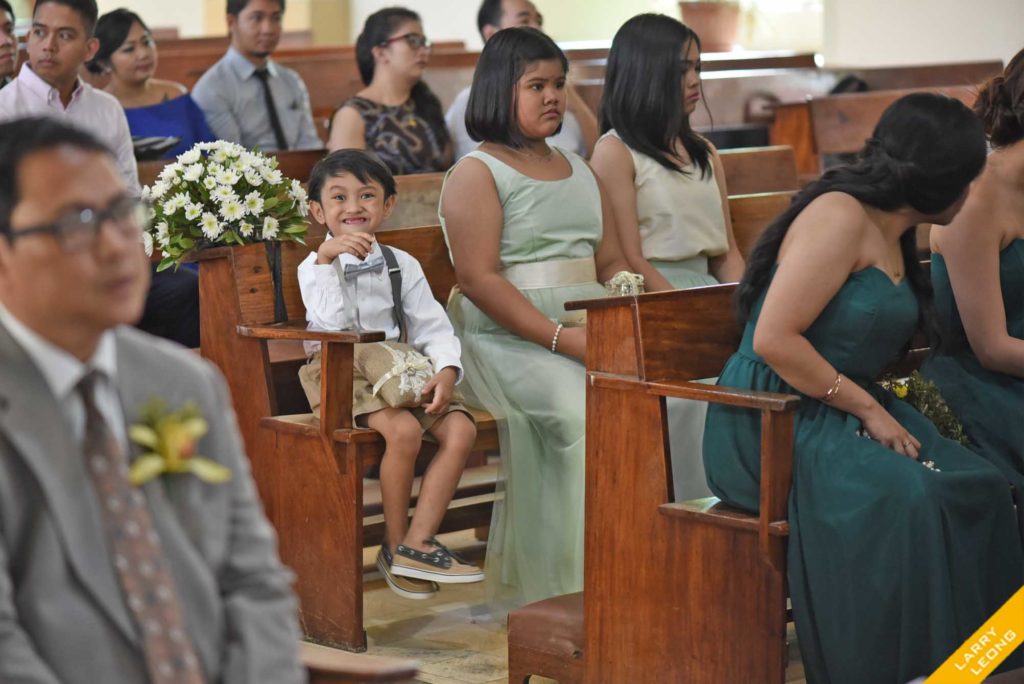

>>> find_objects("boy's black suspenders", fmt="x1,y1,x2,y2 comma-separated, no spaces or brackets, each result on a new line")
379,245,406,343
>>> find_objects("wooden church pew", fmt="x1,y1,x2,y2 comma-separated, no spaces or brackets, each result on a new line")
195,227,499,652
565,281,933,682
728,191,795,258
772,83,981,177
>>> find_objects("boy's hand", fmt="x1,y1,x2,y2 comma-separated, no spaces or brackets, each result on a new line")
421,366,458,415
316,233,376,264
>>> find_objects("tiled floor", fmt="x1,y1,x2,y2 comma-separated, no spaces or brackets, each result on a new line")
359,531,808,684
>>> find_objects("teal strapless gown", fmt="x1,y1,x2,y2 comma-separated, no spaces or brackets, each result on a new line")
922,240,1024,512
703,267,1023,684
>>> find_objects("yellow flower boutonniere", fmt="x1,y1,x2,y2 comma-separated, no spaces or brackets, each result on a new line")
128,399,231,486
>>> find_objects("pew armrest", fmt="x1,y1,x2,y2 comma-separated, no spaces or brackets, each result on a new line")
237,321,387,343
589,370,796,561
588,372,799,412
302,642,419,683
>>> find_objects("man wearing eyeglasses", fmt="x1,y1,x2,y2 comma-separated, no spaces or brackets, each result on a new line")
192,0,322,151
445,0,599,160
0,116,305,684
0,0,16,89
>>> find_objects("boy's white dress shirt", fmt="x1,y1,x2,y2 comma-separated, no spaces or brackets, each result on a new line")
297,239,463,379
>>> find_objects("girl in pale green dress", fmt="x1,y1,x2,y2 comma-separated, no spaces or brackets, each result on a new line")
591,15,746,501
440,28,631,609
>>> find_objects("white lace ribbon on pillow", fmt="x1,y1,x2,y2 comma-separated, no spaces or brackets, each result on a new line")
371,345,434,398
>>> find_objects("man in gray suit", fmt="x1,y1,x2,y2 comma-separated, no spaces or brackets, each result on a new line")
0,117,305,683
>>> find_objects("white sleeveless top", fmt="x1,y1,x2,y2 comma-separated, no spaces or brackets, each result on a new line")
604,129,728,262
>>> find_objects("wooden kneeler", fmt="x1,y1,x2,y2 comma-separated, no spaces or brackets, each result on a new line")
506,592,584,684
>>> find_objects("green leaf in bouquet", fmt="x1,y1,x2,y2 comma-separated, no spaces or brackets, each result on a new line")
179,237,195,249
263,197,279,210
156,256,176,272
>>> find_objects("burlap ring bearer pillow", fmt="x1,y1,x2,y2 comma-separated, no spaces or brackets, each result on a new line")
300,245,466,422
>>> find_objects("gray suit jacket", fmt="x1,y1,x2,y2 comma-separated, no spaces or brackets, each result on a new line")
0,324,305,683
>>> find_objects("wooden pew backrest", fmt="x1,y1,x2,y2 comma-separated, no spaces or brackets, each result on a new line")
719,145,799,195
810,84,979,156
728,191,795,259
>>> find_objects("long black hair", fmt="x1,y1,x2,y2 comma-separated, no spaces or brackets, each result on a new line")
355,7,449,149
465,27,568,148
601,13,711,178
87,8,147,75
974,47,1024,149
737,93,987,338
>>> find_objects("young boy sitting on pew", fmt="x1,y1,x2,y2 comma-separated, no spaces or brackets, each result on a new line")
297,149,483,598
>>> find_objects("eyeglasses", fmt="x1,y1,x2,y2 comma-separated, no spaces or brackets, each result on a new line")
379,32,432,50
7,196,151,253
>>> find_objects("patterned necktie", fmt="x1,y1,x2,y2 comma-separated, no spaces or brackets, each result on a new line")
253,67,289,151
77,371,205,684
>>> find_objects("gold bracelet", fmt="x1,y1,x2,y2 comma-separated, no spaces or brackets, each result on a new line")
822,373,843,402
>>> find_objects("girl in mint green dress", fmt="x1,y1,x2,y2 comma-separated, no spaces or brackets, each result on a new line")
703,93,1023,684
922,56,1024,527
439,28,631,608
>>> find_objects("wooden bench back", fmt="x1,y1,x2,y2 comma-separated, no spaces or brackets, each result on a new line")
227,225,455,328
810,84,979,156
719,146,799,195
729,191,794,259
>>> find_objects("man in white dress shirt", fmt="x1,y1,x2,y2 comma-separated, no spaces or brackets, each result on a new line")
0,0,138,194
445,0,598,160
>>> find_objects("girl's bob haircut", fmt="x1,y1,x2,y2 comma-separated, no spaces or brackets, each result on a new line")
465,27,568,148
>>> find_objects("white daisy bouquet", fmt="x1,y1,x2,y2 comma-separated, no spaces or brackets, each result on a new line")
142,141,309,270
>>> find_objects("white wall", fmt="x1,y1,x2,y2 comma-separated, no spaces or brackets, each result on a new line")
823,0,1023,67
96,0,207,37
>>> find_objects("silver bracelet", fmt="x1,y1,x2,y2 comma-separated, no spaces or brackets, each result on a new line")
550,323,564,353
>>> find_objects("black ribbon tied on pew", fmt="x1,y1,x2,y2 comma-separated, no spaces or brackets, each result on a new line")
265,241,288,323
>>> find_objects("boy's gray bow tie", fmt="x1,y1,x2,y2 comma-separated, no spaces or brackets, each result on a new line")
343,256,385,280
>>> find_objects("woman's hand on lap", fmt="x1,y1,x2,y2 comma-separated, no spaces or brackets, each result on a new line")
860,403,921,459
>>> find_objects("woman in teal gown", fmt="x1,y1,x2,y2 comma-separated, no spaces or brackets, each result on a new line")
440,28,631,609
703,93,1024,684
922,52,1024,520
591,14,746,502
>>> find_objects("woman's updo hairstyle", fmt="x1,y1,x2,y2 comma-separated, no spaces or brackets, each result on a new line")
973,48,1024,148
86,8,148,76
737,92,987,339
353,7,449,149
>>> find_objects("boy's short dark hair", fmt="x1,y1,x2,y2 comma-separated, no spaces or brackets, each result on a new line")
227,0,286,16
465,27,568,148
0,0,15,19
308,149,397,205
0,118,112,237
33,0,99,36
476,0,503,39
